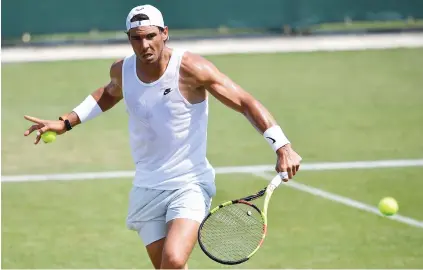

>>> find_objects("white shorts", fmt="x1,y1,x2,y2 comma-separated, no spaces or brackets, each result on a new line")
126,183,214,246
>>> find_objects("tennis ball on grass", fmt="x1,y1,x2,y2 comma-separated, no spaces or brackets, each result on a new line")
41,131,57,143
378,197,398,216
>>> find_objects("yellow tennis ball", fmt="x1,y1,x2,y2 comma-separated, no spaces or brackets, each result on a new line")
41,131,57,143
378,197,398,216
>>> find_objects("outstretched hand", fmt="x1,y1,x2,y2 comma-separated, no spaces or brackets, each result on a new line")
275,144,302,181
23,115,67,144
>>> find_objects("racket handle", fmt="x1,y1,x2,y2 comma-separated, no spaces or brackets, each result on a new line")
270,174,283,188
279,171,289,181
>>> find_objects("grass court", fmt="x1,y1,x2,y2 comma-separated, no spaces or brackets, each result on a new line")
2,48,423,268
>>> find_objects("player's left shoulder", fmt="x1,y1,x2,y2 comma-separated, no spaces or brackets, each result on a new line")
180,51,219,83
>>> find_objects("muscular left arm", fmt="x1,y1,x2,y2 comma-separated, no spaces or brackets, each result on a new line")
210,77,277,134
182,52,302,179
186,53,277,135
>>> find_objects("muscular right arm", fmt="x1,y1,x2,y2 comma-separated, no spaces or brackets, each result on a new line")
60,59,124,128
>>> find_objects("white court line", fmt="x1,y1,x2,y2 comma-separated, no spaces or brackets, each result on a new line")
254,171,423,229
3,33,423,63
1,159,423,182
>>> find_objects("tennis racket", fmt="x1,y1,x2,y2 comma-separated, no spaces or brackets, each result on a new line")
198,173,285,265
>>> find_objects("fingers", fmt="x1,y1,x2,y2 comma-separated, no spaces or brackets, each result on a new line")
24,115,43,124
23,120,50,145
279,171,289,182
34,125,53,144
276,164,297,179
34,131,42,145
287,167,293,180
24,124,43,136
275,166,291,182
291,164,299,177
38,126,49,134
23,115,45,138
24,124,49,136
276,156,302,181
284,168,292,182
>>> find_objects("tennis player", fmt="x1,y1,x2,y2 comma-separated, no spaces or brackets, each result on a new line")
23,4,302,269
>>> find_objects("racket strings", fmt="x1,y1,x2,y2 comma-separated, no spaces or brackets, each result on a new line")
199,203,264,262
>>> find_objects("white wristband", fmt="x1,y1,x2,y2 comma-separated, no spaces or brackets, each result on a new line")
263,125,290,152
72,95,103,123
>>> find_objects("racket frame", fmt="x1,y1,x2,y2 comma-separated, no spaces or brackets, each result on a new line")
198,175,281,265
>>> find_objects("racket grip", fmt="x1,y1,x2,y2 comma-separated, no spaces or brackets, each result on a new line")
270,174,283,188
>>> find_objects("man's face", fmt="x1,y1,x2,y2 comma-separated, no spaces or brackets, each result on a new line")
128,26,168,64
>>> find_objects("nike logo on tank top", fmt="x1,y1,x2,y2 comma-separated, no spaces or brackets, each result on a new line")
122,49,215,190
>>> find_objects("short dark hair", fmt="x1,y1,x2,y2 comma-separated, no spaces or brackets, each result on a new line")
130,13,149,23
129,14,164,32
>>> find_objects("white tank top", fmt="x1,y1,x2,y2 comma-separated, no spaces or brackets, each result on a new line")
122,49,215,191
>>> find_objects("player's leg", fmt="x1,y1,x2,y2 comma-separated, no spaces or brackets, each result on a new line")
161,218,200,269
138,221,166,269
126,186,169,269
160,183,214,269
145,239,165,269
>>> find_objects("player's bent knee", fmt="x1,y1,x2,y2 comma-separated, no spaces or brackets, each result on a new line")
161,251,187,269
